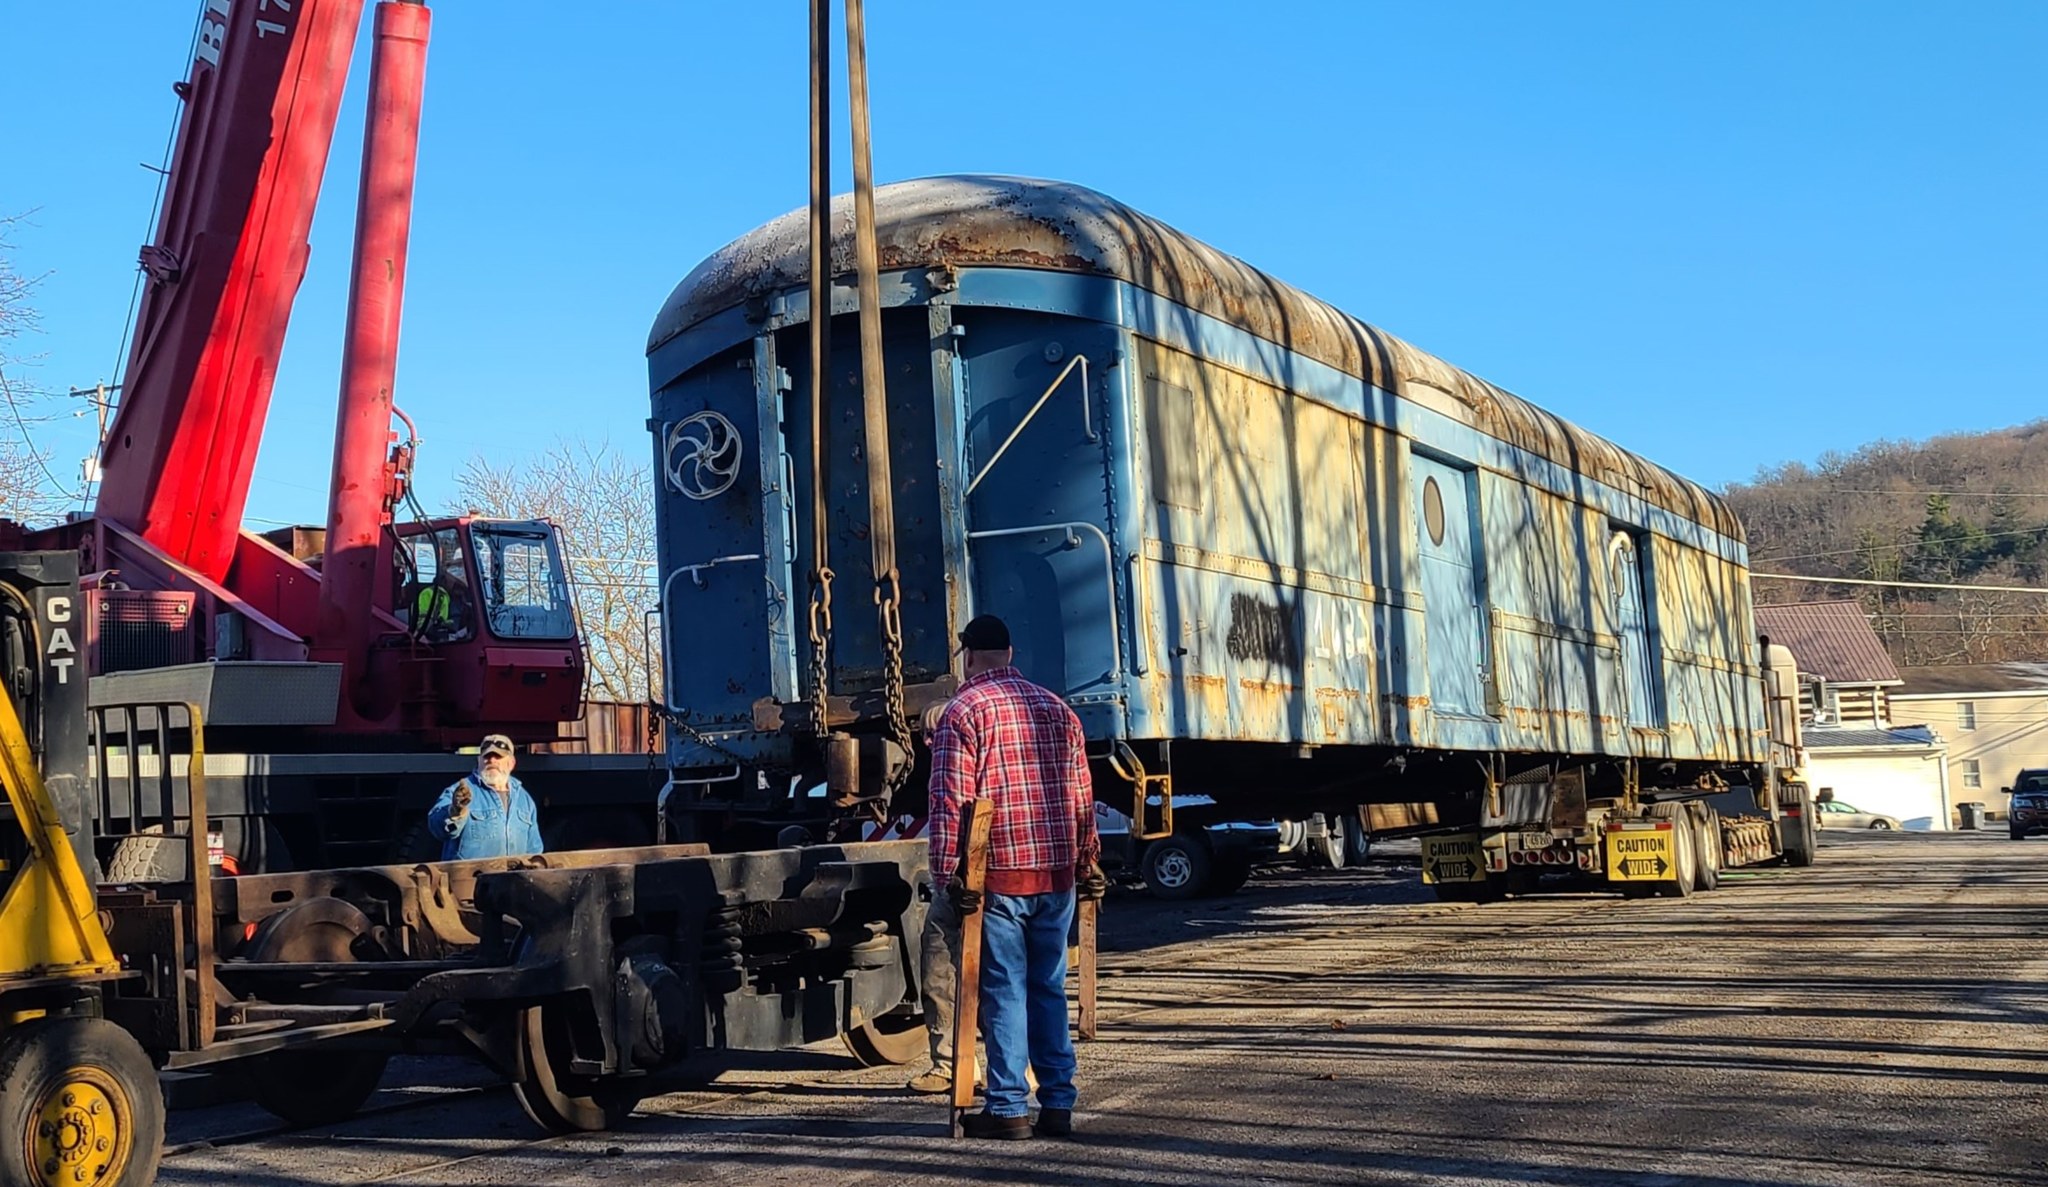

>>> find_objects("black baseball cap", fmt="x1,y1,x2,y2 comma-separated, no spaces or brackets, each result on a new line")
955,614,1011,654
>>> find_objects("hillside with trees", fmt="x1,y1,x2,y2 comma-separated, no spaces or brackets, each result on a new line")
1722,421,2048,666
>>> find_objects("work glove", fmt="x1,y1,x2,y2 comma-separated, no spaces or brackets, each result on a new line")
1076,862,1108,902
451,783,473,818
947,881,983,916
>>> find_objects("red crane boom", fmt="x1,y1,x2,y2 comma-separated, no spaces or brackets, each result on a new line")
31,0,584,745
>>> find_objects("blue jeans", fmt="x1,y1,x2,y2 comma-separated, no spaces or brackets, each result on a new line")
979,889,1077,1117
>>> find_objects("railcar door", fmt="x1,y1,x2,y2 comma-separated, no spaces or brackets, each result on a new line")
1411,455,1488,717
956,312,1123,722
1609,529,1661,728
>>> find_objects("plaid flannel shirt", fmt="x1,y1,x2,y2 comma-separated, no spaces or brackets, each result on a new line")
927,666,1098,893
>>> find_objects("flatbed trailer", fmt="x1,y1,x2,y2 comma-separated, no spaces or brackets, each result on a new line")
1417,643,1819,901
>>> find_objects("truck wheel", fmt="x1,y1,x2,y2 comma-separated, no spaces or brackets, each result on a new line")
1691,806,1722,892
1345,813,1374,864
1647,805,1695,899
0,1016,163,1187
1209,855,1253,895
1309,815,1348,869
1142,833,1214,900
245,1049,390,1126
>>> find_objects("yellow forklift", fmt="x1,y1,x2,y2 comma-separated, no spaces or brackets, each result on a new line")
0,552,165,1186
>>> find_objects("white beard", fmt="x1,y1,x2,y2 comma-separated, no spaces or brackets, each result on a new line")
477,768,511,792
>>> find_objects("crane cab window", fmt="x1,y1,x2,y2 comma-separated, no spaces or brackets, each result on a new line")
394,527,475,642
472,522,576,640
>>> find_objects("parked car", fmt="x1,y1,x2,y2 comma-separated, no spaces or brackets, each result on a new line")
1815,799,1902,830
1095,798,1283,900
2007,775,2048,840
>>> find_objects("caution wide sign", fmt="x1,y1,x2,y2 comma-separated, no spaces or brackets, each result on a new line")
1604,826,1676,882
1421,834,1486,884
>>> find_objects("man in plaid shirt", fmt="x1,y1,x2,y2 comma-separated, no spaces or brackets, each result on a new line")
925,614,1103,1140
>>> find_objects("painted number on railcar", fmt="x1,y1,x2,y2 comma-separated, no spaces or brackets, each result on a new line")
1603,827,1676,881
1421,835,1485,884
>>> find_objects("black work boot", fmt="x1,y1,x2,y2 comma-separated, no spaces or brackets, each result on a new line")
1035,1107,1074,1137
960,1111,1033,1141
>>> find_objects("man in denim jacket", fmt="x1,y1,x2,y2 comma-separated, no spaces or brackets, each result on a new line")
427,734,544,860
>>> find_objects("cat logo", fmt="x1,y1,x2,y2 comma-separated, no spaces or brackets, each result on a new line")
46,595,76,685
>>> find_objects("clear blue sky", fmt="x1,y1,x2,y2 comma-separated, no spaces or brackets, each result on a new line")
3,2,2043,528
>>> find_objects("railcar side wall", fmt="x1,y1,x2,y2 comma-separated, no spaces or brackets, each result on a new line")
1119,324,1767,765
646,264,1770,774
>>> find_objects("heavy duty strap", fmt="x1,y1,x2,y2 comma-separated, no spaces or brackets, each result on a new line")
804,0,835,742
845,0,914,802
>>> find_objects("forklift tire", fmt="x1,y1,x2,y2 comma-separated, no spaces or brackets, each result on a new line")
245,1049,391,1126
1141,833,1214,901
0,1015,164,1187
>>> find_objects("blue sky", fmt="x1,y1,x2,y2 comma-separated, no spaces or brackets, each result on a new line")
3,2,2043,528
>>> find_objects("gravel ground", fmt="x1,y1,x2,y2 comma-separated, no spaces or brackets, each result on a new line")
159,831,2048,1186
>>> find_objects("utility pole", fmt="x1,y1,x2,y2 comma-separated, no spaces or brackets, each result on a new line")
68,382,118,508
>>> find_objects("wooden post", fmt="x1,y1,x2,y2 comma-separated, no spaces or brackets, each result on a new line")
1076,895,1099,1040
949,798,994,1137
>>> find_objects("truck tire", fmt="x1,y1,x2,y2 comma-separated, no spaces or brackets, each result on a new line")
1647,804,1695,899
1308,815,1347,870
1691,805,1722,892
1781,784,1818,867
1209,855,1253,895
1345,812,1374,864
1142,833,1214,900
0,1016,164,1187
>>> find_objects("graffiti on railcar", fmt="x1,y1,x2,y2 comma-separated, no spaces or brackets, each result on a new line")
1226,592,1300,671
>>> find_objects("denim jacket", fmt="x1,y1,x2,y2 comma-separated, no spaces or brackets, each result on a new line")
427,774,543,861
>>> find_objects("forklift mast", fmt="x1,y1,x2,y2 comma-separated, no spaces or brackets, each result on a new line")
0,551,92,878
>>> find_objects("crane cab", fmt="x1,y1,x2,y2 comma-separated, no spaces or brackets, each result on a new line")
387,516,584,737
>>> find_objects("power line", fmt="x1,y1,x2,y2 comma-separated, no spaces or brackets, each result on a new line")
1752,573,2048,595
0,363,78,503
1755,525,2046,564
1761,488,2048,498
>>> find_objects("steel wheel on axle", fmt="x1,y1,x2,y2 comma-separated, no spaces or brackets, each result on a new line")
511,1005,642,1134
843,1011,928,1067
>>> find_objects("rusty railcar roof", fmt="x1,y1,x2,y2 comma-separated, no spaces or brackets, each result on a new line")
650,175,1741,540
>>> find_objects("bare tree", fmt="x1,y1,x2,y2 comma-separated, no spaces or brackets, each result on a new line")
0,213,69,523
455,439,659,703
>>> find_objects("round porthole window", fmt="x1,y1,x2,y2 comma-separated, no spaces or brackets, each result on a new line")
1422,476,1446,546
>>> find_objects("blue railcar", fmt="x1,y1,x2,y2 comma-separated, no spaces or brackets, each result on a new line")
645,176,1781,858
